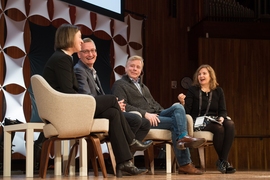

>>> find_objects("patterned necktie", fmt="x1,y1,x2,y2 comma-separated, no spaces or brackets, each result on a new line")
91,68,97,80
90,68,101,94
132,79,142,94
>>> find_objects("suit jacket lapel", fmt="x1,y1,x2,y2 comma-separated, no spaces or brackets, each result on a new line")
95,75,105,95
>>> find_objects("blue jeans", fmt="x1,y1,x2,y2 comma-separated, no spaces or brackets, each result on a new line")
151,103,191,166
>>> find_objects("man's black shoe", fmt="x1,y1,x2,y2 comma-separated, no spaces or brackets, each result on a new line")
116,160,147,177
130,139,153,152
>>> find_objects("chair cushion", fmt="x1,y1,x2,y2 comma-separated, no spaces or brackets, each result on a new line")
91,118,109,133
43,124,58,138
144,129,172,141
91,119,110,141
193,131,213,141
43,118,109,138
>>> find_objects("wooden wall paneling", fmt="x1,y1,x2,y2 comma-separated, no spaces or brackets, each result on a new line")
198,37,270,170
232,138,270,170
125,0,201,107
198,38,270,136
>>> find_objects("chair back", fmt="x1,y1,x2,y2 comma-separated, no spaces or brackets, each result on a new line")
31,74,96,138
186,114,194,137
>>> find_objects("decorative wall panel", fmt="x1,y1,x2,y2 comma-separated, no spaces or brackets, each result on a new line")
28,0,50,20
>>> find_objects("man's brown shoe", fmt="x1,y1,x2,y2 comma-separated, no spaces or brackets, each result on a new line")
176,135,206,150
178,163,203,175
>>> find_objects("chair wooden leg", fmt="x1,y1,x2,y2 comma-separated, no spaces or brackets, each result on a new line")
144,149,149,170
39,139,53,178
198,146,206,171
79,138,88,176
64,140,79,176
171,144,176,173
107,141,116,175
144,144,154,174
87,138,99,176
89,136,108,178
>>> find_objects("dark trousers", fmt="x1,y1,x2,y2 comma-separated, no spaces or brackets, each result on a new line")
94,95,134,164
204,118,235,161
123,112,150,141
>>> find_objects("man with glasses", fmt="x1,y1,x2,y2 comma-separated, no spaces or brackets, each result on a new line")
74,38,151,150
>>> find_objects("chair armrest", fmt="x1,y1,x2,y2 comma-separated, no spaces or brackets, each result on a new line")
128,111,142,117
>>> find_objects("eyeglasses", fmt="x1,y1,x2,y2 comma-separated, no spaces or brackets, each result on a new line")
80,49,97,54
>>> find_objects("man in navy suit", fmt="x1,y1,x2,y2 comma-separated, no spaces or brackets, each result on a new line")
74,38,151,143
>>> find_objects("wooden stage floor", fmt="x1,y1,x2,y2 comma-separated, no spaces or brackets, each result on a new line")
2,170,270,180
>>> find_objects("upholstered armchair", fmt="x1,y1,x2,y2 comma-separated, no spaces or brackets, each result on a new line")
143,114,214,173
143,129,175,174
31,75,110,178
186,114,214,171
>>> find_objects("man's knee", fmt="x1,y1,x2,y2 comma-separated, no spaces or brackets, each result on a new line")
172,103,185,113
142,118,151,129
124,113,142,126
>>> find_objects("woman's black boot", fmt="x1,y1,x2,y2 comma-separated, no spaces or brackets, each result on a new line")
216,159,226,173
225,162,236,174
216,159,236,174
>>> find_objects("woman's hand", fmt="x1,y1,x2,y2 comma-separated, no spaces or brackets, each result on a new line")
218,117,224,124
118,99,126,112
178,93,186,105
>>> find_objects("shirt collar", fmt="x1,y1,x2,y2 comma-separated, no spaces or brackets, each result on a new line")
129,77,140,83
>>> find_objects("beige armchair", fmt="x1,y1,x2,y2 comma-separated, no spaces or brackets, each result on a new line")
143,114,214,174
130,110,176,174
31,75,110,178
186,114,214,171
143,129,175,174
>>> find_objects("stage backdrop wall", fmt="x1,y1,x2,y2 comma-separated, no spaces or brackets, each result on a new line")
0,0,143,157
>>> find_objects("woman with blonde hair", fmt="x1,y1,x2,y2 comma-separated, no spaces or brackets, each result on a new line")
178,64,236,174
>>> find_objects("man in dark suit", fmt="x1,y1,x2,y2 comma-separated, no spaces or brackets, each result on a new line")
74,38,151,142
41,24,152,177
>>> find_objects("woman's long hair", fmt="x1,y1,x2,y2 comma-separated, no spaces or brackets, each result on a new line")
193,64,219,90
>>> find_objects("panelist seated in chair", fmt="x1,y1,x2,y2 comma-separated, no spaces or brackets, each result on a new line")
111,55,206,175
178,64,236,174
74,38,151,144
42,24,152,177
